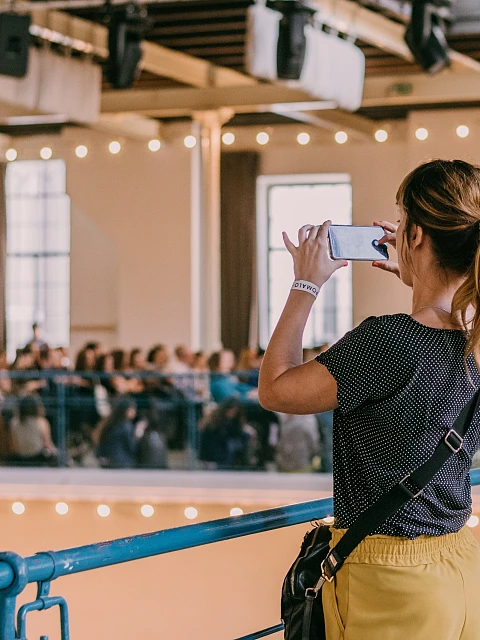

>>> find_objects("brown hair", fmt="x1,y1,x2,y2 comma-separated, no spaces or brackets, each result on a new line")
396,159,480,367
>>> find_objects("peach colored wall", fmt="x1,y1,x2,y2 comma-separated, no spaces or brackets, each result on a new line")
66,131,193,354
2,499,307,640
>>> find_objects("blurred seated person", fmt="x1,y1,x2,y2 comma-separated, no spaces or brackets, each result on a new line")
9,395,57,466
96,396,138,468
199,398,256,469
10,347,45,395
167,345,193,374
85,341,103,360
166,345,196,399
146,344,170,372
193,351,208,371
191,351,210,401
144,345,180,398
275,413,320,473
207,350,257,403
129,348,146,371
0,350,11,396
95,353,130,396
112,349,143,394
136,401,168,469
237,347,264,387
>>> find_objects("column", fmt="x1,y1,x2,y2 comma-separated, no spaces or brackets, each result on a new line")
190,109,232,353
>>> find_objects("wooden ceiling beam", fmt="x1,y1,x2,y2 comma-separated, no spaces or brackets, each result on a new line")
312,0,480,74
31,9,256,88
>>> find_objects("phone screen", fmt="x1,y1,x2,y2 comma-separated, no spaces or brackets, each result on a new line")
328,225,389,261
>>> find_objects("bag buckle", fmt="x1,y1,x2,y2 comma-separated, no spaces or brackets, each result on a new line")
444,428,463,453
320,554,338,583
399,475,423,499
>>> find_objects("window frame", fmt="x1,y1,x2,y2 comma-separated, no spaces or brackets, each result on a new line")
5,159,71,359
256,173,352,349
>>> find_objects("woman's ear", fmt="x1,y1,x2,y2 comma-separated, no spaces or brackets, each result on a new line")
410,223,424,250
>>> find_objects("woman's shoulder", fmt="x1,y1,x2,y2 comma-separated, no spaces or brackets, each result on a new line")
345,313,420,342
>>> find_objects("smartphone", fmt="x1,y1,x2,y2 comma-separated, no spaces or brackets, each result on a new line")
328,225,389,261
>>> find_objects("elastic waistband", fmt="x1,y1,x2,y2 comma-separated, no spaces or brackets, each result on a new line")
330,526,478,566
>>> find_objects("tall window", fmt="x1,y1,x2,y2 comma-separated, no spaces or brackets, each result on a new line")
257,174,352,349
6,160,70,360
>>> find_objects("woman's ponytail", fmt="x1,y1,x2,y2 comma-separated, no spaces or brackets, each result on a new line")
453,239,480,370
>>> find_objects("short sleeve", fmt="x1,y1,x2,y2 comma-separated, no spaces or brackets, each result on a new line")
316,316,415,414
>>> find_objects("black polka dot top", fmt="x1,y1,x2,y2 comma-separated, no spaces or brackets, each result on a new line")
316,313,480,539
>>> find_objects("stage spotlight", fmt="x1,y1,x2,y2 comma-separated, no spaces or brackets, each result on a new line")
0,13,31,78
404,0,450,74
107,3,153,89
272,1,316,80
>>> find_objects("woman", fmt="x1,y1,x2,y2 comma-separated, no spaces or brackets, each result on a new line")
95,353,129,395
96,396,138,468
9,395,57,466
259,159,480,639
199,398,255,469
208,350,257,403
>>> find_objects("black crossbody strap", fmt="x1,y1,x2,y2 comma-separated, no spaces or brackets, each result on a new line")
322,389,480,580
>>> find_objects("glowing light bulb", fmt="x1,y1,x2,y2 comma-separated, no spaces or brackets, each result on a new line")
141,504,154,518
222,132,235,146
12,502,25,515
75,145,88,158
374,129,388,143
97,504,111,518
230,507,244,517
256,132,269,146
108,141,121,155
5,148,17,161
184,135,197,149
55,502,69,515
415,128,428,141
334,131,348,145
467,515,479,528
148,139,161,152
456,125,469,139
184,507,198,520
40,147,52,160
297,132,310,145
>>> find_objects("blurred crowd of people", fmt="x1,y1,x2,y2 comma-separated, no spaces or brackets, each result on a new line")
0,324,333,473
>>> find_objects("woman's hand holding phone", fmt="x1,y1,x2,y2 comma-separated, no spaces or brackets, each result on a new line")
283,221,347,288
373,220,401,279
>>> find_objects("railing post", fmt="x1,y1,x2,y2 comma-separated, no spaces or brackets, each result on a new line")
56,378,67,467
0,553,29,640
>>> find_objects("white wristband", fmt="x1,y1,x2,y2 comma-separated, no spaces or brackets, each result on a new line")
291,280,320,298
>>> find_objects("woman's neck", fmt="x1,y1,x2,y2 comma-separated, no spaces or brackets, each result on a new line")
411,273,465,329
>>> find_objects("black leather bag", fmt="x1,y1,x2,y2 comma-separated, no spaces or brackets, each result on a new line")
281,390,480,640
281,524,331,640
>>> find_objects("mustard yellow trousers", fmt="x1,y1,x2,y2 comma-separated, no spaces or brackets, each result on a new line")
322,526,480,640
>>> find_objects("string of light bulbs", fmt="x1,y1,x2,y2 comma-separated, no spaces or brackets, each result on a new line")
8,501,246,520
2,123,473,163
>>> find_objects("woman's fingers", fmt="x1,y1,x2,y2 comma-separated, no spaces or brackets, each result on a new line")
298,224,314,244
283,232,297,255
374,220,398,233
377,232,396,246
372,259,401,278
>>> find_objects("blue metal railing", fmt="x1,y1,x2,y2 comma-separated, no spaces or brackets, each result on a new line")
1,468,479,640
